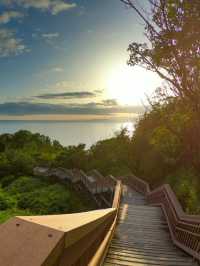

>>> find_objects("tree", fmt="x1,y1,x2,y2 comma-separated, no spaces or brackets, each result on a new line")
120,0,200,113
54,144,88,169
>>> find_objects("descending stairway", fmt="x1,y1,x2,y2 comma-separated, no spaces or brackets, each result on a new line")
104,185,197,266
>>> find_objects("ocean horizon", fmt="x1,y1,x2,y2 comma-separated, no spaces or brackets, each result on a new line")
0,120,135,148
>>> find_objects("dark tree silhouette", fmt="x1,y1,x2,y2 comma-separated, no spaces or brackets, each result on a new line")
120,0,200,113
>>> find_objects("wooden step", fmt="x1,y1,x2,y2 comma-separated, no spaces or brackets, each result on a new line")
109,245,188,257
107,250,193,263
103,185,196,266
105,255,194,266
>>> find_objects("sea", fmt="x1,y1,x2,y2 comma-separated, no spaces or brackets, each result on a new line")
0,120,135,148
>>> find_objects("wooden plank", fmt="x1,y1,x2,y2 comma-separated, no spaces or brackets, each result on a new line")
106,254,194,266
109,246,188,257
110,243,185,253
107,250,193,262
103,185,196,266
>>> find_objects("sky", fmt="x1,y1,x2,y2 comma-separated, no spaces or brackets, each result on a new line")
0,0,162,121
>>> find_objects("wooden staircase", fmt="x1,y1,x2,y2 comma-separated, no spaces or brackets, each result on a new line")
104,185,197,266
0,173,199,265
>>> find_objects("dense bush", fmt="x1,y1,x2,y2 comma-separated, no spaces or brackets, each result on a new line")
1,175,17,188
88,129,133,176
17,184,85,214
0,123,199,222
119,0,200,214
166,169,200,214
0,188,15,211
0,131,96,223
6,176,46,195
130,100,200,213
0,174,93,222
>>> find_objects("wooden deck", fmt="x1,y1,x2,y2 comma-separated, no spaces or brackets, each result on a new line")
104,185,197,266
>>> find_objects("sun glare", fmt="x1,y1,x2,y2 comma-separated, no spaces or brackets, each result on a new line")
107,65,162,105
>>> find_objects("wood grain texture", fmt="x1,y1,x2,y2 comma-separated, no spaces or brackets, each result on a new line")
103,185,198,266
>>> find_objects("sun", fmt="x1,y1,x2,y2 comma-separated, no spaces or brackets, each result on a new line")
107,65,136,105
106,64,162,105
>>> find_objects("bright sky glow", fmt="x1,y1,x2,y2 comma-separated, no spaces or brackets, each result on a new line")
0,0,162,120
107,65,162,105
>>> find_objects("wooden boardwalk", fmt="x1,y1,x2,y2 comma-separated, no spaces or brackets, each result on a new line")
104,185,197,266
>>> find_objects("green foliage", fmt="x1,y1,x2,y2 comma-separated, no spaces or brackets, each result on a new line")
150,126,181,159
17,184,85,214
0,153,11,174
0,122,199,222
167,169,200,214
121,0,200,214
88,129,133,176
0,209,34,224
54,144,88,170
6,176,46,195
0,188,16,211
131,99,200,213
0,175,17,188
0,130,97,223
6,149,35,175
0,173,92,223
125,0,200,112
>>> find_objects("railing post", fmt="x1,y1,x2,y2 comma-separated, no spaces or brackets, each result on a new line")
124,174,200,263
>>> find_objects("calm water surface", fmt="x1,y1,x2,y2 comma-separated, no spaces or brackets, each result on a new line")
0,120,135,147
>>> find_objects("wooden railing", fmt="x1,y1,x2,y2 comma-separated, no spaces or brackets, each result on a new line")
0,180,122,266
3,169,199,264
88,180,122,266
126,174,200,262
123,174,150,195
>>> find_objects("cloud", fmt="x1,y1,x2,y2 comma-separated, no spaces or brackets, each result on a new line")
32,31,60,46
54,81,77,90
51,67,64,72
40,32,60,45
0,101,145,116
0,28,28,57
0,11,24,24
51,1,76,15
94,89,104,94
34,91,96,99
101,99,118,106
41,32,60,40
3,0,76,15
50,81,96,92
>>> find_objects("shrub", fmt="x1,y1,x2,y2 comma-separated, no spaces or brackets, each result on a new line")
0,188,15,210
167,169,200,214
17,184,85,214
6,176,46,195
0,175,16,188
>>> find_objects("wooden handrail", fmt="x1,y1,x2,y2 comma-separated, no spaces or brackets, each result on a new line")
0,180,122,266
122,174,150,195
88,180,122,266
126,174,200,262
0,209,116,266
4,169,199,264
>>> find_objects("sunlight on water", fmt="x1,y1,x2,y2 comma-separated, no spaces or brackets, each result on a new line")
0,120,135,148
122,122,135,136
